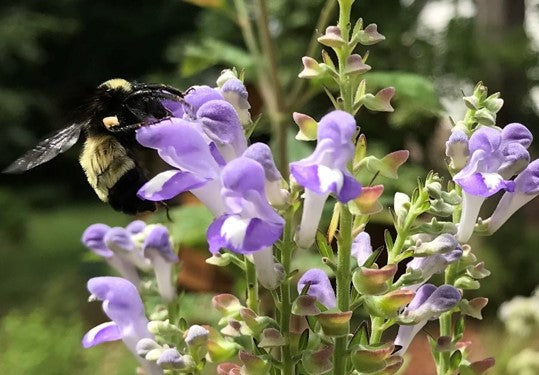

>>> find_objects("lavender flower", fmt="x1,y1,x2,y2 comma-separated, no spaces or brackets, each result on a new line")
82,277,162,375
82,224,140,286
406,247,463,286
136,119,226,216
243,143,289,206
218,76,251,126
142,225,178,302
290,110,362,248
488,159,539,233
351,232,373,266
453,124,532,242
395,284,461,355
297,268,337,309
207,157,285,289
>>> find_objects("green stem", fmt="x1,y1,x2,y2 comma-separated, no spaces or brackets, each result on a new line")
334,204,353,375
370,316,386,344
245,258,259,314
280,208,295,375
438,312,452,374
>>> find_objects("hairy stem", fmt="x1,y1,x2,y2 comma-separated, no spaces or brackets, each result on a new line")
280,208,295,375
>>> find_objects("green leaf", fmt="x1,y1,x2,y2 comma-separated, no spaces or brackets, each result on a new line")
316,231,334,261
179,38,253,77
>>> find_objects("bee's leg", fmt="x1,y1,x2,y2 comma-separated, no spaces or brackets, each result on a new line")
159,201,174,222
135,83,185,98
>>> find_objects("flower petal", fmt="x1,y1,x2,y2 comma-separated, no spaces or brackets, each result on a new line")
455,172,514,197
197,99,247,159
137,170,209,201
136,120,220,179
82,321,122,348
82,223,113,257
297,268,336,309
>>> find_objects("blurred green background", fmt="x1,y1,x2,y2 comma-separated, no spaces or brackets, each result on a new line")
0,0,538,374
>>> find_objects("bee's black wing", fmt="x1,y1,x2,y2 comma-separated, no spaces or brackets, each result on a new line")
3,122,86,173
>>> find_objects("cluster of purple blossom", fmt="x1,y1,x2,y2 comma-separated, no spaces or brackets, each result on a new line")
447,122,539,242
78,73,539,374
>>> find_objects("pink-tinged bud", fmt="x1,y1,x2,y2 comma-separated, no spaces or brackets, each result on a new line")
239,308,273,335
460,297,488,320
258,328,286,348
220,319,242,337
360,150,409,180
361,87,395,112
239,351,271,375
358,23,386,45
217,363,241,375
298,56,325,78
212,294,243,319
293,112,318,141
301,346,333,375
292,295,322,316
469,357,496,374
345,54,371,75
317,311,353,337
352,264,397,295
317,26,346,48
350,185,384,215
381,356,404,374
350,342,394,373
365,289,416,319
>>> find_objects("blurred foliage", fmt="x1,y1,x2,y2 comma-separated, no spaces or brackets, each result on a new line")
0,309,135,375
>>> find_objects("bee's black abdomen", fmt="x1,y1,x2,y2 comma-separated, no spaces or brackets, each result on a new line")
108,168,156,215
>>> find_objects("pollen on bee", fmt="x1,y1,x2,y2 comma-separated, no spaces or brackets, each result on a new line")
103,116,120,128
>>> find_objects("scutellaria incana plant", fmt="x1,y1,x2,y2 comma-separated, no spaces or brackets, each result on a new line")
76,1,539,374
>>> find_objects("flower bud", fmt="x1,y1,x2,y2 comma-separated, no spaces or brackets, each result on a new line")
301,346,333,375
317,26,346,48
185,324,209,347
136,338,160,357
239,351,271,375
317,311,353,337
365,290,416,319
350,342,394,373
156,348,186,369
352,264,397,295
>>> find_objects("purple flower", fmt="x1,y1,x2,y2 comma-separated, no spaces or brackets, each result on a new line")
297,268,336,309
453,124,532,242
219,77,251,126
105,227,152,271
243,143,288,206
488,159,539,233
142,225,178,302
126,220,146,235
406,247,463,286
351,232,373,266
207,157,285,289
136,119,225,216
82,224,141,286
445,130,469,170
82,277,162,375
156,348,186,370
395,284,461,354
290,111,362,248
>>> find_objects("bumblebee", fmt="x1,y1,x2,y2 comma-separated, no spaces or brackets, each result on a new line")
4,78,185,214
